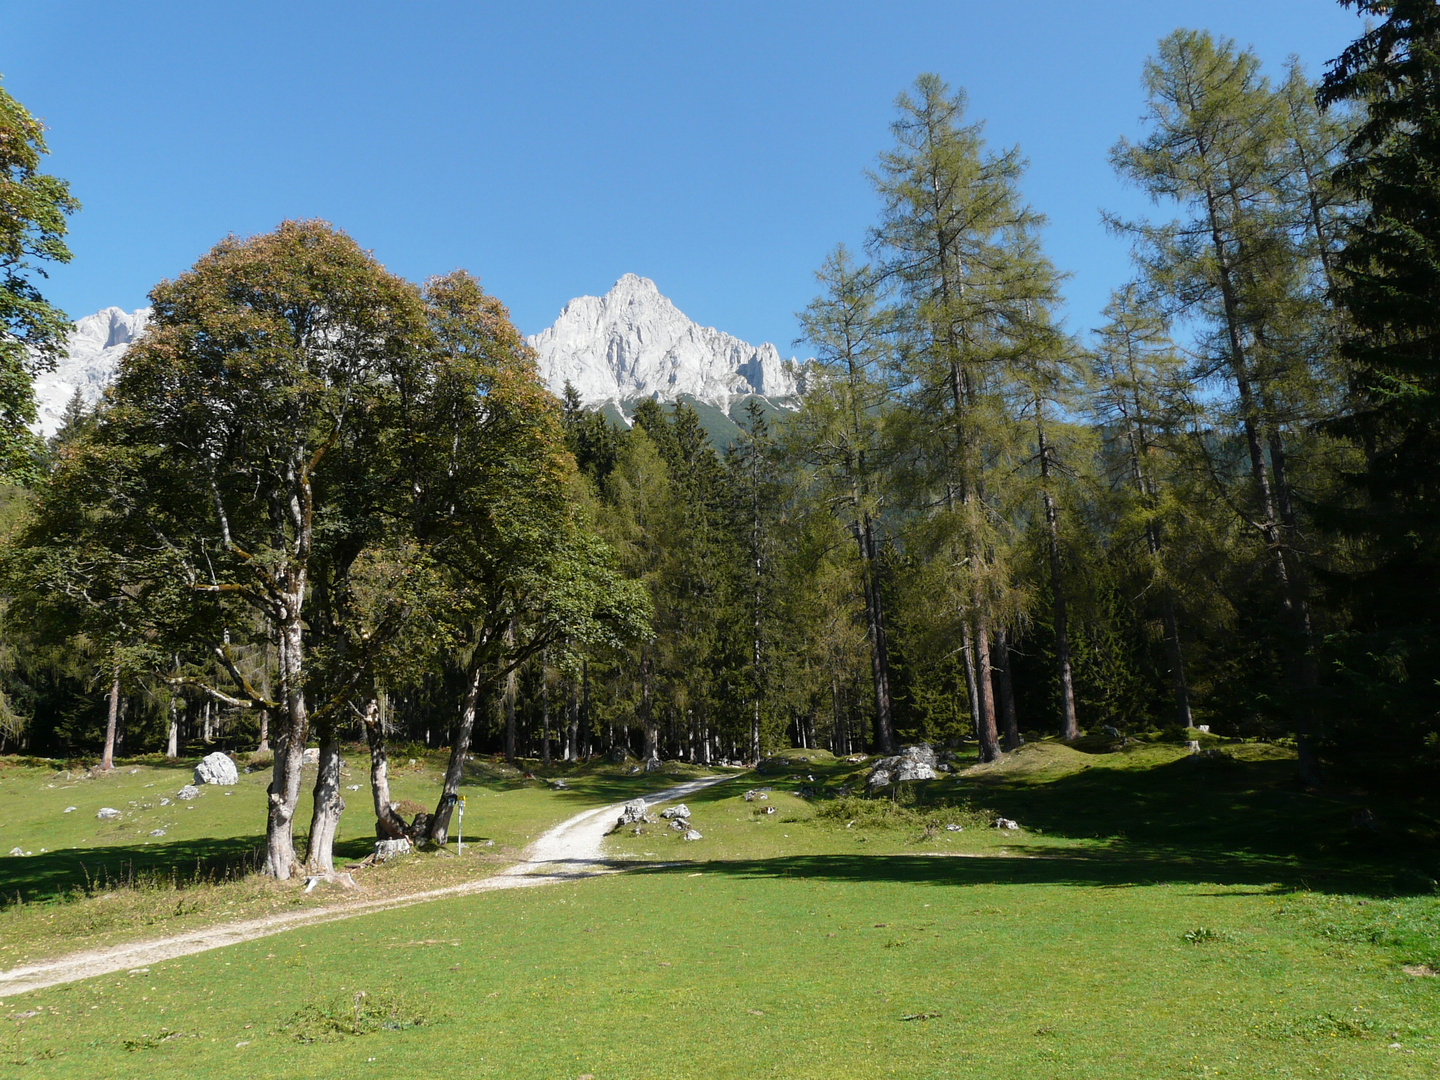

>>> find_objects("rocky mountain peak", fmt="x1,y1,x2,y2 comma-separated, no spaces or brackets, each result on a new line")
528,275,805,411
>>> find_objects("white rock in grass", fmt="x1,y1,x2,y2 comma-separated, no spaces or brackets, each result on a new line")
63,806,77,813
97,807,121,819
159,797,171,806
194,752,238,786
660,804,690,820
682,829,702,841
148,829,166,837
8,847,23,856
993,817,1019,830
176,785,200,800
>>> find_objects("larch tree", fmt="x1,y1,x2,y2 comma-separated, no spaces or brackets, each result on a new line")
1112,31,1330,780
869,73,1047,762
792,246,899,754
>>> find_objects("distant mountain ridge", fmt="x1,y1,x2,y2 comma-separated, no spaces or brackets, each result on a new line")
29,274,806,438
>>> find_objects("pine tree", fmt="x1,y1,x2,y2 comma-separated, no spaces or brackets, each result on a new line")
1318,0,1440,762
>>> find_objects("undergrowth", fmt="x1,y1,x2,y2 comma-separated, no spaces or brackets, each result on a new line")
280,988,438,1043
815,794,992,834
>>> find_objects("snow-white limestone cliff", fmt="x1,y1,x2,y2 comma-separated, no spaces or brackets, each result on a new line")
528,274,805,411
30,275,806,438
32,306,150,437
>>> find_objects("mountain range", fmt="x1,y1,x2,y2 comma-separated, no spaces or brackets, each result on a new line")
31,275,808,440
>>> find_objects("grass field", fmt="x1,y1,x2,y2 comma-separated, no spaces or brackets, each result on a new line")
1,737,1437,1078
0,750,717,970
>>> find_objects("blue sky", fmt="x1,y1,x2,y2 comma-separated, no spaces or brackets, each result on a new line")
7,1,1363,353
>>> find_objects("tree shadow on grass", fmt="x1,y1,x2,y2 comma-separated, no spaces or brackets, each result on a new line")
663,750,1439,897
628,845,1421,898
0,835,266,906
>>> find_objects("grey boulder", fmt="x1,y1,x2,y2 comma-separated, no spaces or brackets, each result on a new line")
176,785,200,800
194,751,238,786
617,798,649,826
374,838,411,862
96,807,121,820
660,804,690,820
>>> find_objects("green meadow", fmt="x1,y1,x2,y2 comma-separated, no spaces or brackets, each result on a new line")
2,739,1437,1078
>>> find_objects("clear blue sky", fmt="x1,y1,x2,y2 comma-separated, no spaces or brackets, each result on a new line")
6,1,1363,353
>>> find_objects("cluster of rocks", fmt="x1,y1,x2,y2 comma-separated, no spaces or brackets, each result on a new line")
742,789,769,802
866,745,939,791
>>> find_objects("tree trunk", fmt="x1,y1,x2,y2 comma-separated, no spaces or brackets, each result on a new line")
1160,593,1193,728
263,600,309,880
429,665,483,846
972,617,1001,762
257,658,271,754
100,662,120,771
859,515,897,753
304,724,345,874
502,623,517,761
1037,420,1079,741
540,652,551,766
993,629,1020,750
641,653,658,762
362,698,410,840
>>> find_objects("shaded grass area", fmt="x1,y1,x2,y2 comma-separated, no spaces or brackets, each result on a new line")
621,739,1440,896
3,863,1437,1079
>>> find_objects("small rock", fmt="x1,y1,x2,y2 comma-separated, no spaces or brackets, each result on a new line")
993,817,1019,830
148,829,166,837
97,807,122,820
669,820,685,831
194,751,238,785
631,825,644,836
660,804,690,820
128,768,139,774
63,806,77,813
682,829,702,841
550,779,570,790
945,824,963,832
1186,740,1201,753
374,838,411,862
1197,724,1210,733
936,763,953,773
762,805,776,815
176,785,200,800
7,847,24,857
644,758,662,773
1101,725,1121,738
159,797,171,806
617,798,649,826
743,790,759,802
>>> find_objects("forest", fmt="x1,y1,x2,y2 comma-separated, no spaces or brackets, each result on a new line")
1,4,1437,882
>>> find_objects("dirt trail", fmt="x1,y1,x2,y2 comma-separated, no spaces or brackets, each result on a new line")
0,774,732,999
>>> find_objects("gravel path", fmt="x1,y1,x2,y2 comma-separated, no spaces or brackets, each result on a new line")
0,774,733,999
